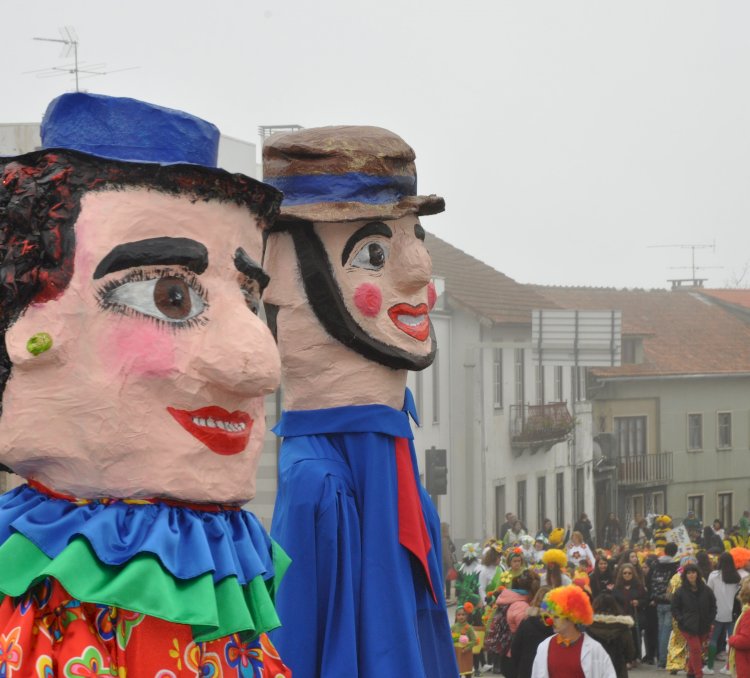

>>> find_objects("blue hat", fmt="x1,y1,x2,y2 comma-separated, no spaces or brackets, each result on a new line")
41,92,220,167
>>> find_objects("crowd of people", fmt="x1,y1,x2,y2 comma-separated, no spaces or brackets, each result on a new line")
443,511,750,678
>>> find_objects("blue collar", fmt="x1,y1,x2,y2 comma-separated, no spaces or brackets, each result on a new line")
273,389,419,439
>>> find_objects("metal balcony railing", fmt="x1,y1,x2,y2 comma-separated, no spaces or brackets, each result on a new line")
617,451,673,486
510,402,574,446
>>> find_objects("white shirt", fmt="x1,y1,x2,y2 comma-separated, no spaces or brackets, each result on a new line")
531,633,616,678
707,570,740,623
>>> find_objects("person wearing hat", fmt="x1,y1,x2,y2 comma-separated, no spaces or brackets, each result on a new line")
0,93,290,675
531,585,616,678
263,126,455,677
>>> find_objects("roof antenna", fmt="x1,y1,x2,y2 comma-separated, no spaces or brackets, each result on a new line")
648,241,722,289
29,26,138,92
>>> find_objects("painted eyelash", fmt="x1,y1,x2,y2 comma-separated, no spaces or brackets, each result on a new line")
96,267,210,331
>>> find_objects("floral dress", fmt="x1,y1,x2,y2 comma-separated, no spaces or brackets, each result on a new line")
0,482,291,677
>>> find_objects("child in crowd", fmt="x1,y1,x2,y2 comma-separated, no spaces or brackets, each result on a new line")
452,603,478,676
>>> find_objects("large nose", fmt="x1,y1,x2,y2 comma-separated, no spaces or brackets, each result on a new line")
390,231,433,294
191,288,281,395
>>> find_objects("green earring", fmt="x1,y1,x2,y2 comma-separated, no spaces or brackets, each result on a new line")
26,332,53,356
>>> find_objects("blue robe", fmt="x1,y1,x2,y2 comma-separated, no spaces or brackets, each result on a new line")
270,391,458,678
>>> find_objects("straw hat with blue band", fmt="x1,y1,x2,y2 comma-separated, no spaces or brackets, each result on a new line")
263,125,444,223
34,92,281,222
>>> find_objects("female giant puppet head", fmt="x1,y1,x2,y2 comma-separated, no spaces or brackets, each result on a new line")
262,126,444,410
0,93,281,502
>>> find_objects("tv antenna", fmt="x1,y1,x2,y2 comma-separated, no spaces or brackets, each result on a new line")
648,241,722,289
29,26,138,92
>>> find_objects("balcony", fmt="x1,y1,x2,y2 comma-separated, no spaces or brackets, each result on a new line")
510,402,574,455
617,451,673,487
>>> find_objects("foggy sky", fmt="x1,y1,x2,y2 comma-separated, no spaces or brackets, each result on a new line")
3,1,749,290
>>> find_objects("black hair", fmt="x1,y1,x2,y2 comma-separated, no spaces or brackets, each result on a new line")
681,563,705,587
718,551,741,585
592,592,624,616
0,149,280,416
664,542,678,557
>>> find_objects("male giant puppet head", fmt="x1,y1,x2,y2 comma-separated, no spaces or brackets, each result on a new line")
264,127,457,678
0,93,281,503
262,126,444,409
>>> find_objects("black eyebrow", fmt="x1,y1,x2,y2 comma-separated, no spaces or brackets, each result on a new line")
341,221,393,266
93,237,208,279
234,248,270,291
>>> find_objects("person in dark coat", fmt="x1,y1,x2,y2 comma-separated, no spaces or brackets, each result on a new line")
586,593,636,678
575,512,595,550
612,564,648,665
602,513,622,549
701,525,724,553
590,555,615,599
671,563,717,678
510,586,554,678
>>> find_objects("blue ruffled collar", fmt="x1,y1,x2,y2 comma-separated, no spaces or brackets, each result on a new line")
0,483,275,585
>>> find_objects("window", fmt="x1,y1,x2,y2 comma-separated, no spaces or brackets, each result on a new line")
495,485,506,537
537,476,546,530
535,365,545,405
718,412,732,449
652,491,665,516
614,416,647,457
687,495,704,522
688,413,703,451
575,467,585,519
432,350,439,424
493,348,503,409
718,492,733,530
556,472,565,526
514,349,525,405
517,480,527,526
554,366,563,402
622,338,636,364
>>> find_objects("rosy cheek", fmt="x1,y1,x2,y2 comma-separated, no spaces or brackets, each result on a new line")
103,320,176,377
353,283,382,317
427,281,437,310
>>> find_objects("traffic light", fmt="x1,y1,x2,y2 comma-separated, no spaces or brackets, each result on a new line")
425,447,448,496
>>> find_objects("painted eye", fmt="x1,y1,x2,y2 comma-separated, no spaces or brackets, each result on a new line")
351,241,388,271
105,276,205,322
241,281,261,315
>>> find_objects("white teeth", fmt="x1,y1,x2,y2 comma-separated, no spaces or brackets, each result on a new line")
192,417,246,432
397,314,425,327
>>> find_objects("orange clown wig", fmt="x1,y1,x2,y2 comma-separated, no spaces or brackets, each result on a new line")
541,585,594,626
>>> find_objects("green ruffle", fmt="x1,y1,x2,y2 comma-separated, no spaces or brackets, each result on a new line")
0,533,290,642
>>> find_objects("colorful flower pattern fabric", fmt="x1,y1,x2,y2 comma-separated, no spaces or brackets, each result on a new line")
0,578,290,677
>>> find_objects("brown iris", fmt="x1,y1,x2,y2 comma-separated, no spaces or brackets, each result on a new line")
154,276,192,319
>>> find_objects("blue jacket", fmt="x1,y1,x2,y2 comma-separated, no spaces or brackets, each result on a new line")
270,392,457,678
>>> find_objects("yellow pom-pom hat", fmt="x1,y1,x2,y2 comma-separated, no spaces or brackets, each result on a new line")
542,548,568,569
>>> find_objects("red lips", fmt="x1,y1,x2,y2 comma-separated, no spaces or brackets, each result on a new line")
167,406,253,456
387,303,430,341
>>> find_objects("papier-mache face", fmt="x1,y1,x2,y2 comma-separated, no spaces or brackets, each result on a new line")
1,188,280,502
0,93,282,503
262,125,444,408
312,216,437,361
